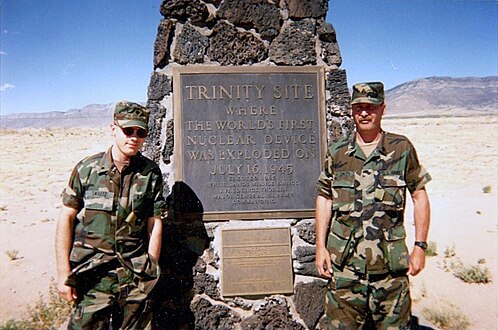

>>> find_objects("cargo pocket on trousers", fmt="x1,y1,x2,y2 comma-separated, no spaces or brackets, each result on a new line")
382,226,410,272
328,220,360,268
328,275,357,290
393,276,410,315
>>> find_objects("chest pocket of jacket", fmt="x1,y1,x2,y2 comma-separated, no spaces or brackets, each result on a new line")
331,171,355,212
124,192,154,233
84,190,114,211
82,190,114,235
376,171,406,211
132,191,153,217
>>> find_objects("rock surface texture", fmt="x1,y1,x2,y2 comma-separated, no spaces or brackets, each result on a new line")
145,0,350,328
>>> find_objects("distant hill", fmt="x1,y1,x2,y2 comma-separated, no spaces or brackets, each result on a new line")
0,103,115,129
385,76,498,118
0,76,496,129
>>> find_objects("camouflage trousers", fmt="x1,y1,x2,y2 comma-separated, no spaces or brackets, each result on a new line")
324,266,411,330
68,262,155,330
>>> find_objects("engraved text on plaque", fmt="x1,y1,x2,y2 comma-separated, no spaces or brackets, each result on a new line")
221,227,293,297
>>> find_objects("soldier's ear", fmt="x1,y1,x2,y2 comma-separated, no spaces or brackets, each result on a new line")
381,103,386,115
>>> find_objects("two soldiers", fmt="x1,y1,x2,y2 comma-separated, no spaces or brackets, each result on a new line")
56,82,431,329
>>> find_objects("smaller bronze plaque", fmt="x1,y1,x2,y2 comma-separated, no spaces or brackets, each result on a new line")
221,227,293,297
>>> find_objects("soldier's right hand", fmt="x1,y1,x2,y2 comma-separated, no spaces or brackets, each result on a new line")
315,246,333,278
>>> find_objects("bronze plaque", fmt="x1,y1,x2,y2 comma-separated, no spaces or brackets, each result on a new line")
221,227,293,297
173,66,326,220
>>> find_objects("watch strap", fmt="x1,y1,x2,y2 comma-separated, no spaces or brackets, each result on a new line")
414,241,428,250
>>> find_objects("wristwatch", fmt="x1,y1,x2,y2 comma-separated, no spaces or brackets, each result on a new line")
414,241,428,250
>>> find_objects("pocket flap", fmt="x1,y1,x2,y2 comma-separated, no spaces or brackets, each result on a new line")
379,171,406,187
383,225,406,241
331,219,354,239
332,171,355,188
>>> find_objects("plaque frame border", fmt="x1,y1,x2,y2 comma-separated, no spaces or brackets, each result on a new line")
220,227,294,297
173,66,327,221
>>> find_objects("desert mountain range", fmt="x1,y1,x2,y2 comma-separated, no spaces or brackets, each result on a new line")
384,76,497,118
1,76,496,129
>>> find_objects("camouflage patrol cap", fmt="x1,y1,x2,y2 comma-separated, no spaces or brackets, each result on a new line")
351,82,385,105
114,101,149,130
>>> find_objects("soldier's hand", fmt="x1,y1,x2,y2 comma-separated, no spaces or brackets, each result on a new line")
315,246,333,278
57,278,77,302
407,247,426,276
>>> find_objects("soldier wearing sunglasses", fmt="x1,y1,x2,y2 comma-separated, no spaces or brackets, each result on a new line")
55,101,166,329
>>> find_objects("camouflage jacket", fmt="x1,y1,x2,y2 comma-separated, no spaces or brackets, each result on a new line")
316,132,431,275
62,147,166,282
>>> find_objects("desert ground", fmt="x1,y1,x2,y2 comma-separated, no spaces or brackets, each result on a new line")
0,116,497,329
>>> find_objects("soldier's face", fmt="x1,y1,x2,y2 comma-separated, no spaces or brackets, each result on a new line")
352,103,385,134
111,124,146,159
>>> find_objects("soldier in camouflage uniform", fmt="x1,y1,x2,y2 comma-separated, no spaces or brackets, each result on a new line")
55,101,166,329
315,82,431,329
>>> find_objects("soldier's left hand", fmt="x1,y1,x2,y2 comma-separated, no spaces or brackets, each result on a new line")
407,247,426,276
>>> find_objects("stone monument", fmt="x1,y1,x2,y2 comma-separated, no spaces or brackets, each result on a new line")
145,0,351,328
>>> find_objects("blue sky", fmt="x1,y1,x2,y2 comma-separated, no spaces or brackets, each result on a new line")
1,0,497,115
328,0,498,89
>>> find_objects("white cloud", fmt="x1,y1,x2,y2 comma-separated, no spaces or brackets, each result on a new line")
0,50,5,55
0,83,15,91
3,30,20,35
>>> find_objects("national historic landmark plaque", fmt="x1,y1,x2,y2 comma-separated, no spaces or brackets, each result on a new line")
221,227,293,297
173,66,326,220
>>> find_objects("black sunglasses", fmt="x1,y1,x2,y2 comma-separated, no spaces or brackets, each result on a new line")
118,126,148,138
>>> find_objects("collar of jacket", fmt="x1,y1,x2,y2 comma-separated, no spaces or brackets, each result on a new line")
347,131,388,157
97,147,145,175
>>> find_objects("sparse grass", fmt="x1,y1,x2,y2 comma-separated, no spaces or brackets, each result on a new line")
439,244,457,271
0,280,72,330
440,244,458,270
453,264,492,284
5,250,20,261
422,301,470,330
439,244,492,283
425,241,438,257
444,244,456,259
482,185,492,193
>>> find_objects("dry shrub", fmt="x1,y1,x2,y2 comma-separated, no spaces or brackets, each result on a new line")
423,301,470,330
453,264,492,284
5,250,19,261
482,185,492,193
0,279,71,330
